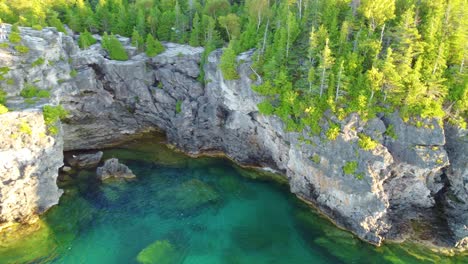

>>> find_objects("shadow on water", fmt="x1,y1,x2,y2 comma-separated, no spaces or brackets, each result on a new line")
0,134,467,263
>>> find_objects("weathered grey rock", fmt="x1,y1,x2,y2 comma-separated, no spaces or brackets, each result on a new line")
1,25,467,251
0,110,63,226
96,158,136,180
444,124,468,250
65,151,103,169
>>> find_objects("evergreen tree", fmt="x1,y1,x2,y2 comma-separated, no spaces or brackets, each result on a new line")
131,28,145,52
189,13,202,46
220,41,238,80
102,34,128,61
78,30,97,49
146,34,165,57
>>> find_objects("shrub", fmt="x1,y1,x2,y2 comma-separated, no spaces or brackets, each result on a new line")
0,89,6,104
70,69,77,78
78,30,97,49
257,100,275,115
6,78,15,85
145,34,165,57
176,100,182,113
0,43,9,48
102,34,128,61
15,45,29,54
220,44,239,80
43,105,68,135
343,161,358,175
20,84,50,98
326,123,341,141
358,133,378,151
9,32,21,43
311,154,321,164
32,57,45,67
385,124,397,139
32,25,43,31
0,104,8,114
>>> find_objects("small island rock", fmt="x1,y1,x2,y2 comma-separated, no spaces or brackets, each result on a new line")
96,158,136,180
66,151,103,169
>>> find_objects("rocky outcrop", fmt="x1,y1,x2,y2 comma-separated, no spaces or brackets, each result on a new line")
0,26,72,228
444,124,468,250
96,158,136,180
0,26,466,250
0,110,63,227
65,151,103,169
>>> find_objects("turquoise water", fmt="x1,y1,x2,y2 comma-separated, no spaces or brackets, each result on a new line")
0,137,467,264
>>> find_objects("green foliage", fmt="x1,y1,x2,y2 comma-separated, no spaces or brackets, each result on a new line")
343,161,358,175
42,105,68,135
257,101,275,115
311,154,321,164
78,30,97,49
0,104,8,114
19,121,32,135
145,34,165,57
0,43,9,48
8,32,21,43
0,0,465,143
102,34,128,61
220,42,238,80
31,57,45,67
175,101,182,114
358,133,379,151
385,124,397,140
70,69,77,78
20,85,49,99
131,29,145,52
326,123,340,141
0,89,7,104
15,45,29,54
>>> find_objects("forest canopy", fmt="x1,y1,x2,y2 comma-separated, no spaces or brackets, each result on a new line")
0,0,466,133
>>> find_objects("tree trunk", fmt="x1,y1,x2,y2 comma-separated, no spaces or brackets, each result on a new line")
320,67,326,97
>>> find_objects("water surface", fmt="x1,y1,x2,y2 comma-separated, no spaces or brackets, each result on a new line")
0,136,466,264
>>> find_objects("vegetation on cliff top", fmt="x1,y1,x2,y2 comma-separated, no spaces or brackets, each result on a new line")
0,0,466,133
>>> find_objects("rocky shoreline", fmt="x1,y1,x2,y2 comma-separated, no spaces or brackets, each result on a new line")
0,26,466,252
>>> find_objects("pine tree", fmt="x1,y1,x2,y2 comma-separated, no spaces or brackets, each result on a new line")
102,34,128,61
220,41,238,80
146,34,165,57
189,13,202,46
131,28,145,52
318,39,334,97
78,30,97,49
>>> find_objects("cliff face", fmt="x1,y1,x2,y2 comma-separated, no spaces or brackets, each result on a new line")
0,26,466,251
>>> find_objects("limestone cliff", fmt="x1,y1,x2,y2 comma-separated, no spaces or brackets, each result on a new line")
0,26,466,251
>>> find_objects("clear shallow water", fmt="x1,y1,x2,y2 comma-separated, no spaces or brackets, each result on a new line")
0,137,467,264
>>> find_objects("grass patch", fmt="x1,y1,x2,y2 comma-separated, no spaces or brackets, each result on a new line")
31,57,45,67
343,161,358,175
20,84,50,99
15,45,29,54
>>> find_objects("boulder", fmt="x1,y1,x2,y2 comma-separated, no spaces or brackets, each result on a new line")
136,240,178,264
96,158,136,180
65,151,103,169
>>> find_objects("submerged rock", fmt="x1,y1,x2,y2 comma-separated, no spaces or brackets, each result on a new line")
136,240,178,264
157,179,220,212
65,151,103,169
96,158,136,180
